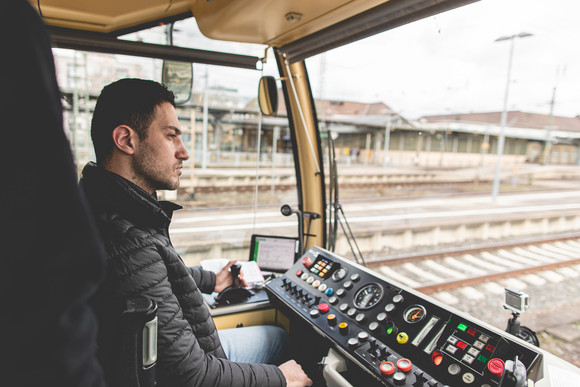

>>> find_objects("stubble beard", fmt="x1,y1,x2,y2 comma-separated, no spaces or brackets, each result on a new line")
133,143,180,192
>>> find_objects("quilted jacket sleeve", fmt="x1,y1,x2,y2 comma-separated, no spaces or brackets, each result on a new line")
187,266,216,294
104,226,285,387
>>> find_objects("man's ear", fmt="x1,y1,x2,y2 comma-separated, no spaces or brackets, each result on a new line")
111,125,136,155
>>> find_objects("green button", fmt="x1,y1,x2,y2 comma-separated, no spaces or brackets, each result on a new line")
477,355,488,363
457,323,467,331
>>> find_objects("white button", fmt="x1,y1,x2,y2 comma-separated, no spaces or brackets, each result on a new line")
312,280,321,288
448,363,461,375
479,333,490,343
318,283,328,292
301,273,308,280
462,354,475,364
467,347,480,357
473,341,484,349
462,372,475,384
446,344,458,354
447,336,458,344
306,276,314,284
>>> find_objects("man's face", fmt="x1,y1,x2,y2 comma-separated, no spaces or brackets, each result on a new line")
131,102,189,193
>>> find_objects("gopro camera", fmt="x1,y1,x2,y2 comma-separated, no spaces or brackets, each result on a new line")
504,288,529,314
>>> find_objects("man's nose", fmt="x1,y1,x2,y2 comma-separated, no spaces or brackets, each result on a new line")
177,139,190,160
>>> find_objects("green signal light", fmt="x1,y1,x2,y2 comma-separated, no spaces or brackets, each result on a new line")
457,323,467,331
387,326,393,334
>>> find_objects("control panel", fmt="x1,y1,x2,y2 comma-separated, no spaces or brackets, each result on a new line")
266,247,542,386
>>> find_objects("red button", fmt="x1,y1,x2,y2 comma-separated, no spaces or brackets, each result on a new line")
380,361,395,375
302,256,313,268
396,358,412,372
456,341,467,350
318,303,329,313
488,358,505,377
431,351,443,366
485,344,496,352
466,328,477,336
296,270,303,276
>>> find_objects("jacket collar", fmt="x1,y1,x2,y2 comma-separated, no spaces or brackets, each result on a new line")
79,162,182,228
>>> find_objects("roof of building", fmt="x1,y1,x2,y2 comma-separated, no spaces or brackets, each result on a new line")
419,111,580,133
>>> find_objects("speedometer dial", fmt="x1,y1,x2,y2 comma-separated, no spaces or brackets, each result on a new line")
353,283,384,310
403,305,426,323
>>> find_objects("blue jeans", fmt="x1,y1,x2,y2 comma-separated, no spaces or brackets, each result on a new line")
218,325,288,364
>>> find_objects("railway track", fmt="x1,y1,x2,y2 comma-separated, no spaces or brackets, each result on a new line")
190,179,487,194
365,233,580,294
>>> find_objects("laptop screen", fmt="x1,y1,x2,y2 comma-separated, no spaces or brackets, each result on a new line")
249,234,299,273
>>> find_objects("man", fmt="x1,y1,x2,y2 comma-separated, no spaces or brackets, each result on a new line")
80,78,312,387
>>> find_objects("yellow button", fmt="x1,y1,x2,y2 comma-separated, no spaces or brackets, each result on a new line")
396,332,409,344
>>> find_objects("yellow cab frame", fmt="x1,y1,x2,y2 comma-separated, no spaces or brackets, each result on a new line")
29,0,476,351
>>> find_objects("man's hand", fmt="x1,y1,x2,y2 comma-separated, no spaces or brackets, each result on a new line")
214,260,248,293
279,360,312,387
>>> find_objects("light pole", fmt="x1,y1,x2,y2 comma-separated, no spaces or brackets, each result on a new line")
491,32,533,202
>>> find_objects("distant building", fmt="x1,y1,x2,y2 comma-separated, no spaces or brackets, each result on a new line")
418,111,580,165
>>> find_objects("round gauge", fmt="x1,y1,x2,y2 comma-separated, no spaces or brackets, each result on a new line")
353,283,384,310
403,305,426,323
332,267,348,281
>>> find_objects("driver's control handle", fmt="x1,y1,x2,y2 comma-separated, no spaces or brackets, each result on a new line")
231,263,242,286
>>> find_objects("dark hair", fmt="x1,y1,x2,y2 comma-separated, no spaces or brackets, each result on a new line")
91,78,175,164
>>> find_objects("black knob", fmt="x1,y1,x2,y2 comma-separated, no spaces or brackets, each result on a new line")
393,371,406,385
231,263,241,279
280,204,293,216
347,337,359,349
358,332,369,342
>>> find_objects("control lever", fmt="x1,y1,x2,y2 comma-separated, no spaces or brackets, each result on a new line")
499,356,527,387
215,263,254,305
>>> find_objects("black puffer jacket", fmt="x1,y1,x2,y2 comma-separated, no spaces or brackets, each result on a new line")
80,162,285,387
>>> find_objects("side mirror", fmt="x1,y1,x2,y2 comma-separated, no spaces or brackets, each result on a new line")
258,76,278,116
162,60,193,105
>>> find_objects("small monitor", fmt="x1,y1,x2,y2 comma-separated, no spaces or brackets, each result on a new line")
249,234,299,273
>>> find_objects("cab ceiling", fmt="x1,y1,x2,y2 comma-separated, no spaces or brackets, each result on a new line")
32,0,477,63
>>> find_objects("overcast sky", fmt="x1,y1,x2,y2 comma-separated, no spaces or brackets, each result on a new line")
302,0,579,120
120,0,578,121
